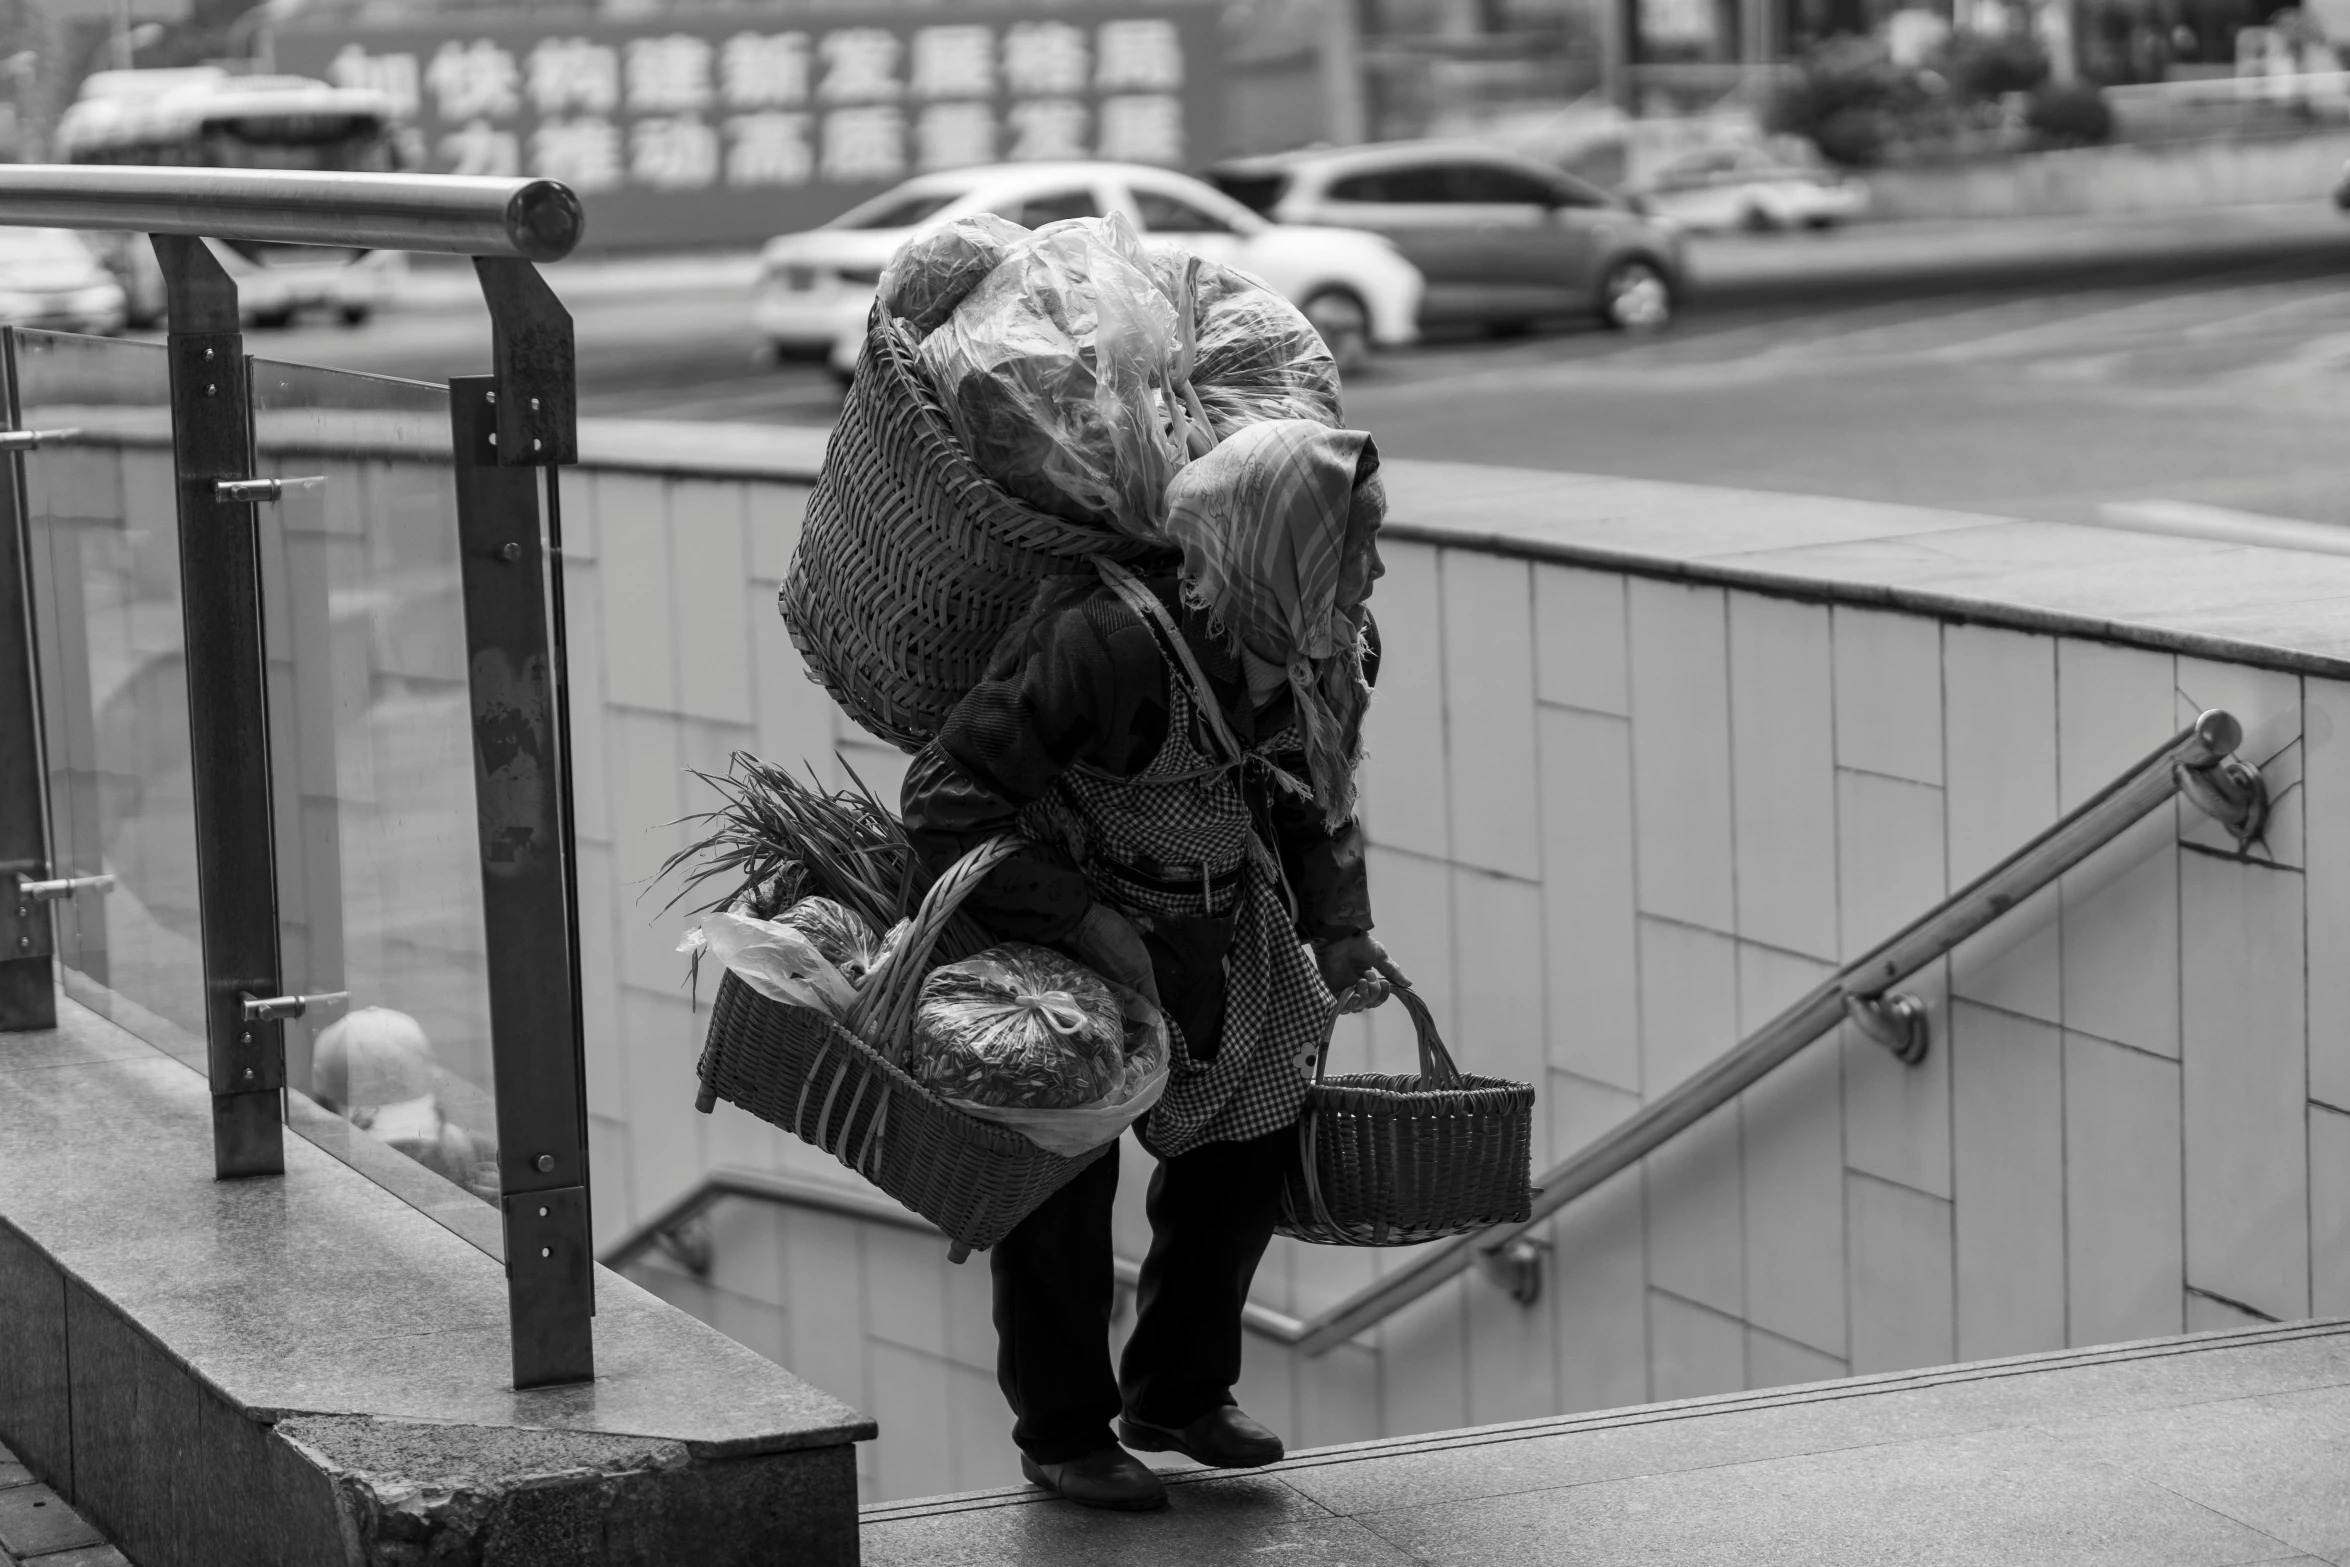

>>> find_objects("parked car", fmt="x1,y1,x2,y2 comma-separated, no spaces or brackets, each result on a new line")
1206,141,1685,334
752,161,1425,378
0,228,127,336
1623,146,1869,233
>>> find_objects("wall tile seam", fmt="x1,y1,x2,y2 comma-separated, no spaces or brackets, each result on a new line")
1380,528,2350,684
1646,1281,1749,1330
1633,907,1749,949
1842,1164,1955,1207
1833,761,1951,795
1533,695,1632,722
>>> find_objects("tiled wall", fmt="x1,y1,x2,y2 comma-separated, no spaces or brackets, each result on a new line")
567,475,2349,1504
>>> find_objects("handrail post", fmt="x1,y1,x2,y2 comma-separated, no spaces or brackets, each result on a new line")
454,259,593,1389
155,234,286,1180
0,326,52,1032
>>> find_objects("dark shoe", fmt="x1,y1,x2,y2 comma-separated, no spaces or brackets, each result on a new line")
1119,1406,1284,1469
1021,1446,1169,1511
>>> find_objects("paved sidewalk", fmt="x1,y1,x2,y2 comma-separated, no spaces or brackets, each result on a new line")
862,1319,2350,1566
0,1444,128,1567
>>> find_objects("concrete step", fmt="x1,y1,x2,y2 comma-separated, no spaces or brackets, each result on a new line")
861,1318,2350,1565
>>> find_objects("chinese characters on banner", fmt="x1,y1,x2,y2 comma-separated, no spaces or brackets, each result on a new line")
274,3,1219,250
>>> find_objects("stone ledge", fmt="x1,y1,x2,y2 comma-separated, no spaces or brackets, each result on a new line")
0,996,869,1565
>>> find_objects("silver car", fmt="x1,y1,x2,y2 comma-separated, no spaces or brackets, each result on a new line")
1208,141,1685,335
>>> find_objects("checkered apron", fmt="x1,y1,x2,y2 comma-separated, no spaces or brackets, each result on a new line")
1018,604,1337,1157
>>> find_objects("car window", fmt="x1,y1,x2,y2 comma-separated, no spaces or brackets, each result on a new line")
1447,164,1559,206
830,190,960,230
1548,173,1610,208
1207,169,1288,214
1326,164,1453,204
1009,187,1101,227
1132,187,1237,234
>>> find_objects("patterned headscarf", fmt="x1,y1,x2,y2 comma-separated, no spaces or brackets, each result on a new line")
1159,420,1383,828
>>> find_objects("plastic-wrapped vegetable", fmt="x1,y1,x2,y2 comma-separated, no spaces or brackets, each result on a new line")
917,214,1185,540
911,943,1127,1108
876,212,1027,338
774,895,881,984
1187,261,1344,439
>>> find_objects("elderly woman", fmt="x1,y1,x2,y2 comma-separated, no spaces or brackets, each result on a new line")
903,420,1396,1512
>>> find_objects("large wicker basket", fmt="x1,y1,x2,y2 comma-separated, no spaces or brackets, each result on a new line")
777,309,1161,752
692,838,1111,1256
1276,984,1536,1246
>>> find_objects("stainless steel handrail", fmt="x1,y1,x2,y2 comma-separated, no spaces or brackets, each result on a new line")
601,1165,1314,1345
0,166,583,260
1289,707,2266,1355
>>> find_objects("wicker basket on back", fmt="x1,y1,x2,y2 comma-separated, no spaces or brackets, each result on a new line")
1276,983,1536,1246
778,309,1162,751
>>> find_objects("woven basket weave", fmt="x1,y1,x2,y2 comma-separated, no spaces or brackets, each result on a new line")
777,309,1161,752
1276,984,1535,1246
693,837,1111,1254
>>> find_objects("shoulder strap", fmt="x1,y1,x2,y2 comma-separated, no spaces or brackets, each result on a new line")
1095,559,1246,770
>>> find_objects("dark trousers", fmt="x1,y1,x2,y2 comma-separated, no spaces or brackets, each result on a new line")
989,1126,1291,1464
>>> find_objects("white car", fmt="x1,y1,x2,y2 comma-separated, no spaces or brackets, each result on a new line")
0,228,127,336
752,162,1424,378
1624,146,1869,233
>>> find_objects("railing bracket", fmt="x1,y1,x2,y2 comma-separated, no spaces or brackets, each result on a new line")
238,988,348,1023
2177,754,2268,848
0,427,78,451
15,871,113,902
1845,991,1929,1065
1476,1235,1546,1306
213,475,325,504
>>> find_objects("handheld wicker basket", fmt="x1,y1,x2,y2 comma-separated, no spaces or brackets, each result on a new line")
693,837,1111,1256
1276,983,1536,1246
777,310,1162,752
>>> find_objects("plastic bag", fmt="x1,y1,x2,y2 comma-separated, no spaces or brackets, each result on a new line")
774,895,881,984
938,979,1171,1157
912,943,1127,1106
1185,261,1344,440
681,909,861,1019
876,212,1028,338
917,214,1185,540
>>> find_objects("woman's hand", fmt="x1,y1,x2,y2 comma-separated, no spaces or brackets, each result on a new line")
1316,933,1402,1014
1074,903,1160,1009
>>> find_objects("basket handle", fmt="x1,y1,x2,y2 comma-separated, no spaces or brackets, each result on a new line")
846,834,1023,1061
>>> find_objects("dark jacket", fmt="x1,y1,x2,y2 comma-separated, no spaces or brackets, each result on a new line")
900,574,1376,947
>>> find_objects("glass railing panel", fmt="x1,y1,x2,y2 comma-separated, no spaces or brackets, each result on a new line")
15,329,207,1069
248,356,503,1250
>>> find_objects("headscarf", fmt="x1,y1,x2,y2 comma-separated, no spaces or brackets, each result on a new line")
1159,419,1383,828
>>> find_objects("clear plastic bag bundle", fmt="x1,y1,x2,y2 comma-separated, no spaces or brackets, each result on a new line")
917,214,1185,540
1185,261,1344,440
774,895,882,984
876,212,1028,339
912,943,1126,1107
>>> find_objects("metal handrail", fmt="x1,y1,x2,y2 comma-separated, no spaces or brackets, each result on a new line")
599,1165,1313,1344
1290,707,2267,1353
0,166,583,260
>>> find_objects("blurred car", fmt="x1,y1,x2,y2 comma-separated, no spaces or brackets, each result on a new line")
0,229,127,335
2332,157,2350,209
1206,142,1685,334
752,161,1424,377
1623,146,1868,233
94,237,404,331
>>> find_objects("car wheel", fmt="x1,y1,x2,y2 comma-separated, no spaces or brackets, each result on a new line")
1600,260,1673,333
1483,318,1535,339
1739,204,1778,233
339,305,372,326
250,306,295,329
1803,214,1838,231
1301,289,1372,379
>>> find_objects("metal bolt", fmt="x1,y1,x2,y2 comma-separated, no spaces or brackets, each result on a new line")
487,432,497,447
240,1030,252,1045
241,1067,255,1083
535,1153,555,1173
500,541,521,563
205,383,217,397
540,1247,551,1259
537,1205,548,1218
531,438,542,452
529,397,540,411
203,346,215,361
15,936,27,951
486,390,496,405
